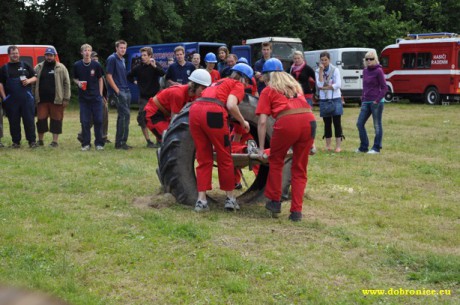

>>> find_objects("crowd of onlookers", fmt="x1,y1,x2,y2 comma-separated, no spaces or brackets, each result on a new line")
0,40,386,220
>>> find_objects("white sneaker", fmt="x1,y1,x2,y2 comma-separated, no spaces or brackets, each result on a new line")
355,148,366,153
367,149,380,154
96,145,104,151
81,145,91,151
194,200,209,212
224,197,240,211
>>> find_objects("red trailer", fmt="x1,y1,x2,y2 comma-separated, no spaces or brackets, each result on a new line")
380,33,460,105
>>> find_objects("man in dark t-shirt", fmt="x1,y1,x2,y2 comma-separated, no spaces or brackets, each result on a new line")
0,45,38,148
73,43,105,151
127,47,165,148
165,46,195,86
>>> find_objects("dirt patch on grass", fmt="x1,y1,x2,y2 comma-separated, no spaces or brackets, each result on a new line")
132,193,176,209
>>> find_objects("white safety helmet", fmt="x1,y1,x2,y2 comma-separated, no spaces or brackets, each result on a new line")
188,69,212,87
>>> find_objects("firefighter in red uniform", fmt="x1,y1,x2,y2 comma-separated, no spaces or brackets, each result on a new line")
204,52,221,83
189,63,253,212
256,58,316,221
144,69,211,143
236,57,258,96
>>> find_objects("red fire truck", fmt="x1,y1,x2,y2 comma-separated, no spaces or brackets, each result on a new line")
380,33,460,105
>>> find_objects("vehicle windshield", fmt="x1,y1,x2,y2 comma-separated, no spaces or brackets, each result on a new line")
342,51,368,69
272,42,304,59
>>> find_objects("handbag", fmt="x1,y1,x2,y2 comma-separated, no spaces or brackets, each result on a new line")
320,99,336,117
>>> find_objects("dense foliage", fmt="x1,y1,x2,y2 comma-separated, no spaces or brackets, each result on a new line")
1,0,459,68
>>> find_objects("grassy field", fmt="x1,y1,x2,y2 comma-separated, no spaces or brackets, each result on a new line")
0,101,459,305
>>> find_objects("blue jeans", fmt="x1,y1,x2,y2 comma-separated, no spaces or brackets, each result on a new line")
111,90,131,146
356,101,384,152
79,98,104,147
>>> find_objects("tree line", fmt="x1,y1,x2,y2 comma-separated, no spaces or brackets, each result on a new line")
1,0,459,69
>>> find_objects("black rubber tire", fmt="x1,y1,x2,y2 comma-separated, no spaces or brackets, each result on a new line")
384,86,393,102
424,86,441,105
157,94,292,206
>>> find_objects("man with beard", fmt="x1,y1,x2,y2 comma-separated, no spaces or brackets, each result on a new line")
34,47,71,147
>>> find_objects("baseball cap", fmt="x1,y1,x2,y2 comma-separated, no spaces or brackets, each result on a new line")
91,51,98,58
44,47,57,55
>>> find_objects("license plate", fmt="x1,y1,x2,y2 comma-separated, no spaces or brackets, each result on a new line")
345,78,357,83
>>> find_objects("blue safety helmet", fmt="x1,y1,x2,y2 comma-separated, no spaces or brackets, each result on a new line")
231,63,254,80
204,52,217,63
262,58,283,73
236,57,248,64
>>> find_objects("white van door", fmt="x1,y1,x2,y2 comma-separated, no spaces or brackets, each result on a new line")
339,50,370,99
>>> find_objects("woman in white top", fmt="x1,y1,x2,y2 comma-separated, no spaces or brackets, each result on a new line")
315,51,344,152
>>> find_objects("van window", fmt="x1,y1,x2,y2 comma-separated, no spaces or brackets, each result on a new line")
342,51,367,69
402,53,416,69
380,56,389,68
416,53,431,69
38,56,45,64
20,56,33,67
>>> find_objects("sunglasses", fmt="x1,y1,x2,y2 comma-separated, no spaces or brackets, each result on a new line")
365,58,375,61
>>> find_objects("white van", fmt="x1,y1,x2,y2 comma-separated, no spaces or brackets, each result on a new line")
304,47,376,101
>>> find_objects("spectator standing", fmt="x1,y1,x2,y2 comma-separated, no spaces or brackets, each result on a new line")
254,42,272,94
165,46,195,87
290,51,316,107
315,51,344,152
220,54,238,78
73,44,105,151
204,52,220,83
77,51,111,144
256,58,316,221
356,50,387,154
91,51,110,143
127,47,165,148
189,63,252,212
106,40,132,150
191,53,203,69
34,47,71,147
0,45,38,148
217,46,229,74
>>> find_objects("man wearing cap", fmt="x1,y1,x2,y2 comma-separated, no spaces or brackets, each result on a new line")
34,47,71,147
0,45,38,148
127,47,165,148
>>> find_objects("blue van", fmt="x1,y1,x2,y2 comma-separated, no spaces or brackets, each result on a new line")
126,42,226,104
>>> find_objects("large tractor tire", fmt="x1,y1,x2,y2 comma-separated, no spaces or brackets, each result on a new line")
157,94,292,206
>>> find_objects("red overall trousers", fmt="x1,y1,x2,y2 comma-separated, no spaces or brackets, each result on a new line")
265,112,316,212
189,100,234,192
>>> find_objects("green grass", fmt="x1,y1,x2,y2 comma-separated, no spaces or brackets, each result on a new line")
0,102,459,305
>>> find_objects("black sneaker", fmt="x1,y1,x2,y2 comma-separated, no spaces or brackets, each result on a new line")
49,141,59,148
11,143,20,149
265,200,281,214
37,140,44,146
115,144,133,150
288,211,302,222
29,142,39,148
